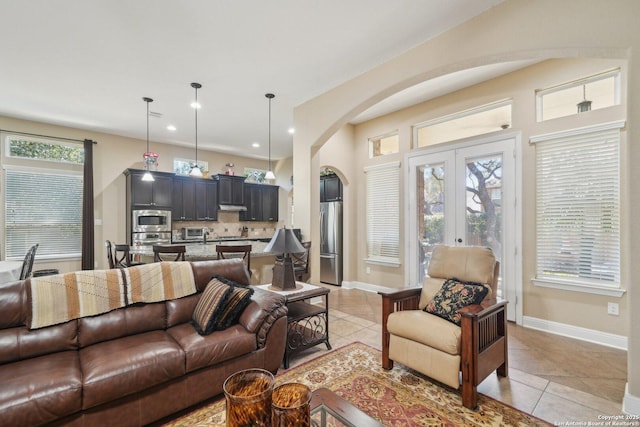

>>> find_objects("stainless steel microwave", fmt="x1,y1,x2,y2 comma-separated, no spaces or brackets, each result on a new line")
132,209,171,233
181,227,206,241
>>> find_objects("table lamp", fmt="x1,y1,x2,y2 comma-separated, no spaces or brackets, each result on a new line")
264,227,305,290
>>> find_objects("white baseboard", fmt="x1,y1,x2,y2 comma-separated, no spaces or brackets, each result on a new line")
341,280,397,293
522,316,627,350
623,383,640,415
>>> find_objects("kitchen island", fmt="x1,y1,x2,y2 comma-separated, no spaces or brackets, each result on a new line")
129,239,278,284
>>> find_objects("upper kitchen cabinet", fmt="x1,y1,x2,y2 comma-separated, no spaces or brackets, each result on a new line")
320,173,342,202
214,174,245,206
125,169,173,208
195,179,218,221
240,183,279,222
172,176,197,221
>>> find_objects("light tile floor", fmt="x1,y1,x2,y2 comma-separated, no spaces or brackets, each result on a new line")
284,284,628,425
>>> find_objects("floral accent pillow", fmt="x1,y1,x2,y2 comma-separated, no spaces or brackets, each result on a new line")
423,278,489,326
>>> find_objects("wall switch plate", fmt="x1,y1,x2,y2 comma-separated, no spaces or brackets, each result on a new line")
607,302,619,316
366,266,371,274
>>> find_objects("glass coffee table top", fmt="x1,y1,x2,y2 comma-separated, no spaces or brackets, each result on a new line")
310,388,384,427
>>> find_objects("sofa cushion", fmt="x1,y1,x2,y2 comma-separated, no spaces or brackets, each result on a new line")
167,323,256,373
79,330,185,409
0,351,82,426
424,279,489,325
387,310,461,355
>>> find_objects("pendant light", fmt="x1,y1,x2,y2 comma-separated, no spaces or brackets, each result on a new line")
190,82,203,177
264,93,276,180
141,97,155,182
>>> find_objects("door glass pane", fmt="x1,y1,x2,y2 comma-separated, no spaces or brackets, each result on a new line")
465,154,503,293
417,163,445,281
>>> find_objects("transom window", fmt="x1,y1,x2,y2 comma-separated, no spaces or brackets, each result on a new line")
369,132,399,158
536,69,620,121
414,100,512,148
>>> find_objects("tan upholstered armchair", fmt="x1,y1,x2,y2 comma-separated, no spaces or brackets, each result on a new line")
379,245,508,409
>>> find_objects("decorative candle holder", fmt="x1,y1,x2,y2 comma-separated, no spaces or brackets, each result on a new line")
223,368,274,427
271,383,312,427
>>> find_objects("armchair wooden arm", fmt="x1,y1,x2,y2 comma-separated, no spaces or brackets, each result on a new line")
378,287,421,370
459,297,508,409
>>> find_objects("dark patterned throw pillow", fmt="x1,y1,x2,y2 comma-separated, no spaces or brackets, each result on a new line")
191,276,255,335
424,278,489,326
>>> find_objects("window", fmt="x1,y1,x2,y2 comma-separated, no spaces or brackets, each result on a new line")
365,161,400,265
414,100,512,148
532,122,624,295
5,167,83,259
536,69,620,121
6,136,84,164
369,132,399,158
173,158,209,175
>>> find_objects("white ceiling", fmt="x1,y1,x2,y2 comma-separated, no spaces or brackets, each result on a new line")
0,0,519,161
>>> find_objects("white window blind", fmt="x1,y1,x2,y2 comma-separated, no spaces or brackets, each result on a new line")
5,167,83,259
534,126,620,288
365,161,400,265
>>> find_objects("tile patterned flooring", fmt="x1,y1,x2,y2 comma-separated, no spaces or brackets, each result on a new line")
286,284,628,424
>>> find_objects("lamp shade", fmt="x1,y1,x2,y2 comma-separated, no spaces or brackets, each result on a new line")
264,228,305,254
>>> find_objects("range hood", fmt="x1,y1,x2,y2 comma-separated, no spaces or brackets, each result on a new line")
219,204,247,212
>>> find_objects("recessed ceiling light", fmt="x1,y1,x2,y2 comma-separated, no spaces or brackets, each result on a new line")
190,102,201,109
167,125,177,131
288,127,295,134
252,142,260,148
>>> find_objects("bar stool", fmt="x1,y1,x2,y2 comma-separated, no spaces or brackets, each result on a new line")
216,244,252,276
153,245,186,262
114,244,145,268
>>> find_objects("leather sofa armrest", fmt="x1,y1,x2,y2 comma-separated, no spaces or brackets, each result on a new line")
239,287,287,349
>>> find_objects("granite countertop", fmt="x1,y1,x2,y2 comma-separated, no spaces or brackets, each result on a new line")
129,239,275,259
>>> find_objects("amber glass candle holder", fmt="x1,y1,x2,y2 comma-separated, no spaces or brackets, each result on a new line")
223,368,274,427
271,383,312,427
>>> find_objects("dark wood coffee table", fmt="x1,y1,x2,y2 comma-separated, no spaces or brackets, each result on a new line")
310,387,384,427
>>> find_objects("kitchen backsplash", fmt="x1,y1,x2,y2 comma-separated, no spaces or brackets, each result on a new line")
172,211,282,240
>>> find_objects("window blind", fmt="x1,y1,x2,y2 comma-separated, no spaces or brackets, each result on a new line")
535,128,620,287
365,161,400,264
5,168,83,259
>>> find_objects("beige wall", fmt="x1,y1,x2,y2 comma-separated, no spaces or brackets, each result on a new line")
292,0,640,411
0,115,274,272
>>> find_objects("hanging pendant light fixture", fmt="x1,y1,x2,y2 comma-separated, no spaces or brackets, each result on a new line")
577,84,592,113
190,82,203,177
141,97,155,182
264,93,276,181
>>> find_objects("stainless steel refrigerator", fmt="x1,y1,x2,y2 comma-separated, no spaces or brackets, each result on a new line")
320,201,343,285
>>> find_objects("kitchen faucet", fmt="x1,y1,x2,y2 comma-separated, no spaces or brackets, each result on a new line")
203,230,210,245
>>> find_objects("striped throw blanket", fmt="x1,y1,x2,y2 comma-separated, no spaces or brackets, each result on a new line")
123,262,196,304
29,269,126,329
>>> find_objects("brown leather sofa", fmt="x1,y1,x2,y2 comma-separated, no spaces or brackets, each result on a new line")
0,259,288,427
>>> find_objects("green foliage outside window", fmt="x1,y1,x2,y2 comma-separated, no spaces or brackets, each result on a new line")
9,138,84,164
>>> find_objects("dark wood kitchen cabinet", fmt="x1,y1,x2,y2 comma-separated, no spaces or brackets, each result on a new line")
172,176,196,221
125,169,173,208
240,183,279,222
320,174,342,202
215,174,245,206
195,179,218,221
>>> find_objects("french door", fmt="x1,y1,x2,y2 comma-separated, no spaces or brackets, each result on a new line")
407,135,519,321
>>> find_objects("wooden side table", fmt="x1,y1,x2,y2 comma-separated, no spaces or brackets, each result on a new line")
258,283,332,368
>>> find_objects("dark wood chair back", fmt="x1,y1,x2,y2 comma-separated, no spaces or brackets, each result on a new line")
20,243,39,280
216,244,252,276
105,240,115,269
114,244,144,268
291,241,311,282
153,245,186,262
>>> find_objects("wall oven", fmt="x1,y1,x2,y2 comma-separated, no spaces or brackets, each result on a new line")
131,209,171,246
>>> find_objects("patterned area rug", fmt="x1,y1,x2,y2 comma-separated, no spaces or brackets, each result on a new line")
162,342,552,426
